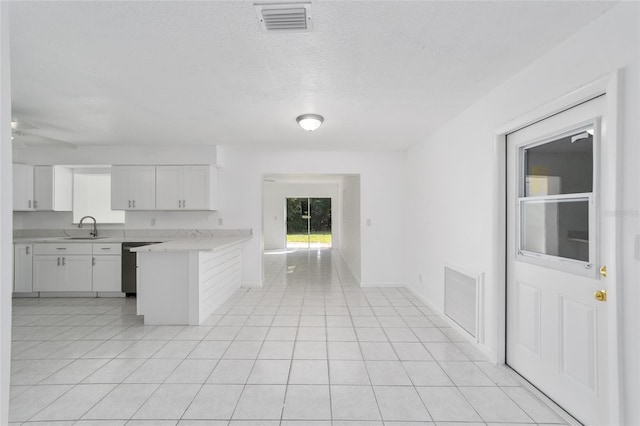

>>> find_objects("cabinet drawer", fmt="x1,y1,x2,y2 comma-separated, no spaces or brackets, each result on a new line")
33,243,92,255
93,244,122,255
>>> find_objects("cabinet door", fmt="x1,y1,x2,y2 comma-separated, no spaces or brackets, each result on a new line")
34,166,54,211
92,256,122,292
156,166,182,210
33,256,61,291
130,166,156,210
60,255,93,291
52,166,73,211
14,244,33,293
13,164,34,211
111,166,130,210
183,166,210,210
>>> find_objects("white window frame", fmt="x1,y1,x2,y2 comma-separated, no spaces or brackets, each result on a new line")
515,120,599,278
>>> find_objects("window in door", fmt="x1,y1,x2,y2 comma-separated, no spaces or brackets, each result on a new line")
517,123,596,275
286,197,332,248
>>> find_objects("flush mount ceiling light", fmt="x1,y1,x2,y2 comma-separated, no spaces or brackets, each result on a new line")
296,114,324,132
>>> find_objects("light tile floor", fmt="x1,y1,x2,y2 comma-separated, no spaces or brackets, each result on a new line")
9,249,568,425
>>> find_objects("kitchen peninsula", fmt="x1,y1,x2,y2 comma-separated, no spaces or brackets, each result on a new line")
132,234,250,325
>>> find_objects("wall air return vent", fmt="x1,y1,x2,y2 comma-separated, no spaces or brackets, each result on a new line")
255,3,312,32
444,266,485,343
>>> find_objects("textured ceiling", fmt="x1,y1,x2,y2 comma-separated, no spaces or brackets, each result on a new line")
9,1,615,151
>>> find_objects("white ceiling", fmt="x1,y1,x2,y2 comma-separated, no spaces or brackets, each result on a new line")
9,1,615,151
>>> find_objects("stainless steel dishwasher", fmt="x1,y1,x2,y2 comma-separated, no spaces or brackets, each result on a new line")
121,242,160,296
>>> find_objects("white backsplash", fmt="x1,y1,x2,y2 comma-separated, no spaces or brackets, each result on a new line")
14,227,252,240
14,210,221,230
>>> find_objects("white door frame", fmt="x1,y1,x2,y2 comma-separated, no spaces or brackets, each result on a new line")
492,71,622,425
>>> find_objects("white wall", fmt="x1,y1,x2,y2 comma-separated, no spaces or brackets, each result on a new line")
13,145,222,166
220,150,405,287
341,175,361,282
263,181,340,250
403,3,639,423
0,3,11,424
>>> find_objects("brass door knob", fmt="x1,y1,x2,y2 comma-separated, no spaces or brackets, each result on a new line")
594,289,607,302
600,265,607,278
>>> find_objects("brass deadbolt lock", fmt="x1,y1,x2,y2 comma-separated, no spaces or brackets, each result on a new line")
594,289,607,302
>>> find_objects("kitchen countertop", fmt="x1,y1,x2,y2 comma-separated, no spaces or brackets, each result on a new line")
13,229,253,249
13,236,168,244
130,236,250,253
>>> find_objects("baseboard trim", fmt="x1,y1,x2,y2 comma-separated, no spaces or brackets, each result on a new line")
241,280,263,288
12,293,38,298
360,281,404,288
13,291,126,298
335,249,361,285
38,291,97,298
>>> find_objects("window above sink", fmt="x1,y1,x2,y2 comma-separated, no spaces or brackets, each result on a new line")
72,167,125,224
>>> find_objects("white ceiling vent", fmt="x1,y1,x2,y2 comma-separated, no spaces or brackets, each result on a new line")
255,3,312,32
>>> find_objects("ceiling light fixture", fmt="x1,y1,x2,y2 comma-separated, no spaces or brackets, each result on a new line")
296,114,324,132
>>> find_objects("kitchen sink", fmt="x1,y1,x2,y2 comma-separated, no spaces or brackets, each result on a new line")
63,236,109,240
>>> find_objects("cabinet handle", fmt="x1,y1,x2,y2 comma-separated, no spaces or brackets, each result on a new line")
92,257,96,266
183,200,186,208
34,200,37,209
57,257,60,266
61,257,65,266
128,200,131,208
28,200,31,209
133,200,136,208
100,247,110,250
25,246,29,255
178,200,181,208
56,247,66,250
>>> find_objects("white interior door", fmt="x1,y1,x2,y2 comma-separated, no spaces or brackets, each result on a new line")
506,95,613,425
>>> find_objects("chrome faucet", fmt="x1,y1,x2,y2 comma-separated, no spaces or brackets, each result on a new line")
78,216,98,238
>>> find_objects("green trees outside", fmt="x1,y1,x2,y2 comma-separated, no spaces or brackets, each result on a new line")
286,197,332,245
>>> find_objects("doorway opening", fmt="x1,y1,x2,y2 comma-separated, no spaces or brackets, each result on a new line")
286,197,332,249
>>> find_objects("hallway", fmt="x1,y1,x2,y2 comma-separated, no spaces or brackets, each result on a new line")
9,249,567,424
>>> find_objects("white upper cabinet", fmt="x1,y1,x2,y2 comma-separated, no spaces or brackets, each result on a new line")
111,165,156,210
13,164,72,211
33,166,73,211
156,165,218,210
184,166,216,210
155,166,182,210
13,164,34,211
110,166,129,210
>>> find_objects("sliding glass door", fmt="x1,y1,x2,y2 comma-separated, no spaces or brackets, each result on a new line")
286,197,332,248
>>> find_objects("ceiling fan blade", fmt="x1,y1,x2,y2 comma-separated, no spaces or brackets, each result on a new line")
13,131,77,149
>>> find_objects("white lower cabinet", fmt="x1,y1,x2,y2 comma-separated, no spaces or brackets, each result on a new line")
14,244,33,292
92,256,121,292
33,255,93,292
92,243,122,292
32,255,59,291
29,242,121,293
